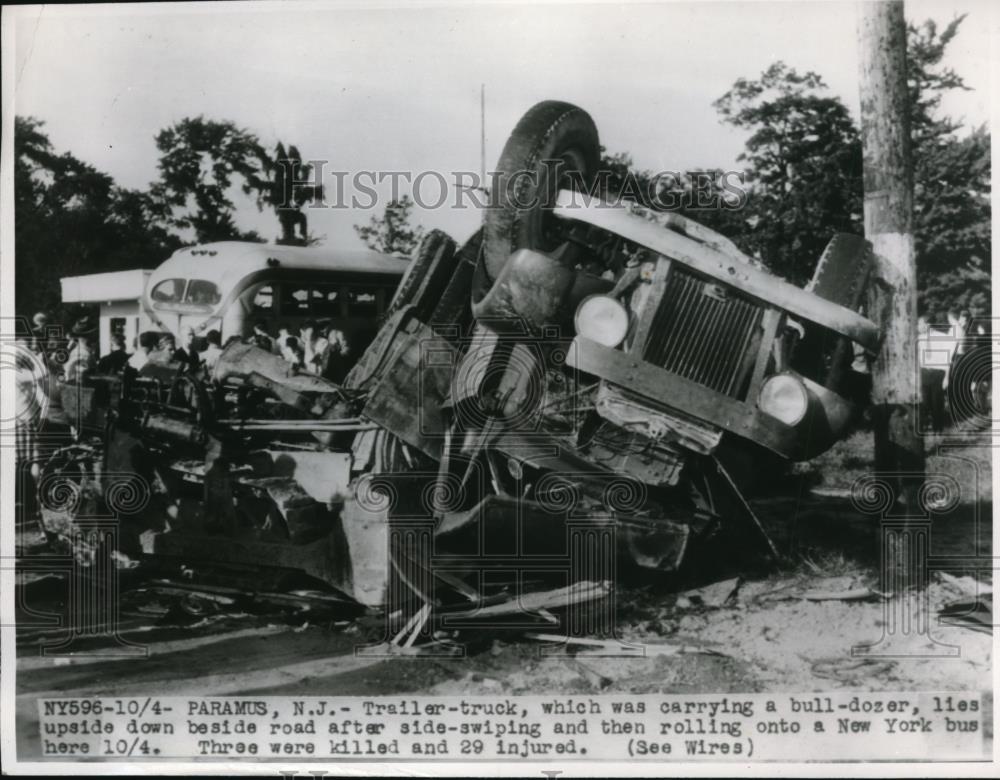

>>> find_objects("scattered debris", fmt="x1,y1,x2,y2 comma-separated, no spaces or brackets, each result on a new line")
800,587,884,602
810,657,897,682
525,632,728,659
676,577,741,609
33,100,884,648
937,571,992,598
939,595,992,633
568,658,613,689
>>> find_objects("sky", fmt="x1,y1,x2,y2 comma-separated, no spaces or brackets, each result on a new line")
8,0,996,251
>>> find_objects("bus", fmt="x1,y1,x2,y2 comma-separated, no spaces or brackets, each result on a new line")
141,241,409,353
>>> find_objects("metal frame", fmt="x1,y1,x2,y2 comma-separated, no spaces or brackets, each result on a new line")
554,190,880,349
567,336,798,458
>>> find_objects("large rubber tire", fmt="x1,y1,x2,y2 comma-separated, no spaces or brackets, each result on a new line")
384,229,459,322
484,101,600,283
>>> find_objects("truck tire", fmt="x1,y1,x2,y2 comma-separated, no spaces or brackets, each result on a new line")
385,229,459,322
484,101,600,283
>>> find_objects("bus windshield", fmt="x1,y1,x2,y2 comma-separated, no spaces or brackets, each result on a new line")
150,278,221,310
184,279,222,306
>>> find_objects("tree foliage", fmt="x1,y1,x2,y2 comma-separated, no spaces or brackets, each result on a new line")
14,116,332,320
713,62,864,285
150,117,269,243
14,117,182,318
597,149,754,246
906,17,991,319
354,195,424,255
600,16,989,319
150,117,326,246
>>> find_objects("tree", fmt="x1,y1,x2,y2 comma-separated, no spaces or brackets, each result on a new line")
152,118,327,246
713,62,864,285
354,195,424,255
150,117,268,244
907,17,990,320
599,16,988,318
597,148,750,242
711,18,988,312
14,117,181,318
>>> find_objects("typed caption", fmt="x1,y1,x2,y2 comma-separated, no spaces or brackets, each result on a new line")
34,692,987,762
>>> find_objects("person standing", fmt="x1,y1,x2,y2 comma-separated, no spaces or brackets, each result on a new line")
97,334,130,374
15,340,47,522
947,309,973,422
248,320,274,353
274,324,292,356
174,326,201,372
200,329,224,374
322,327,351,383
280,335,304,368
30,311,49,352
128,331,158,372
917,315,951,433
62,316,97,382
147,333,178,366
300,320,328,374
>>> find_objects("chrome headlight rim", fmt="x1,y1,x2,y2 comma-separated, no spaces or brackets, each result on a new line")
758,372,809,426
574,294,630,348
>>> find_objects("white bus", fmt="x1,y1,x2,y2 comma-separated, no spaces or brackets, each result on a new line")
141,241,409,352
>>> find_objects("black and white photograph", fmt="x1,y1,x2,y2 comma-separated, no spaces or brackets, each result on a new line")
0,0,995,774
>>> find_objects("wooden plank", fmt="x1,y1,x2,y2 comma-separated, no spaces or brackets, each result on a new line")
440,581,610,621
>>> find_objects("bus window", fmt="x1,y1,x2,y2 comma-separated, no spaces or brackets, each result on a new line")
282,284,311,314
346,287,379,318
185,279,222,307
311,284,341,317
379,286,396,314
251,284,274,315
151,278,186,304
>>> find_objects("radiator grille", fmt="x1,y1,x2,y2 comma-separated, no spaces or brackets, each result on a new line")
641,267,764,399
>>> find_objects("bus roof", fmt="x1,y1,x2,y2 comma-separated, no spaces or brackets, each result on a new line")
149,241,409,293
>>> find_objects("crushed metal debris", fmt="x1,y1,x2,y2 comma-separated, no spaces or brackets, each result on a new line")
32,100,883,648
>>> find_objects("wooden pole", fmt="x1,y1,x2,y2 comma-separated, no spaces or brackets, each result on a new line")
858,2,924,577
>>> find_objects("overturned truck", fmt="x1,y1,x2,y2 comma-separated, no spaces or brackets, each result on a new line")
42,101,879,614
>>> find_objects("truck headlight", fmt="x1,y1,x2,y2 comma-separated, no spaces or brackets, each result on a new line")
758,373,808,426
575,295,629,348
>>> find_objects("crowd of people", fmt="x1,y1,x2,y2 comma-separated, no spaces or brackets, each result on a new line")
244,319,352,382
17,313,352,387
12,311,354,521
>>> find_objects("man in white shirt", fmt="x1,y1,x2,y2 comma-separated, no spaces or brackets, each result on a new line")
917,315,957,432
300,320,329,374
201,329,223,375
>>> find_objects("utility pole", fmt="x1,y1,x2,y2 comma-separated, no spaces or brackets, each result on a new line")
858,2,924,584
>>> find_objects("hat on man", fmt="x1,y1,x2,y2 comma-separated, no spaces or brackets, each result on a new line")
69,315,96,338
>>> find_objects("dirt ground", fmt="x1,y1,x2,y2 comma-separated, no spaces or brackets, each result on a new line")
13,431,993,757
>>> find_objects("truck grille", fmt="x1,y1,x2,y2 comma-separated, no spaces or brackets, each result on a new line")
641,267,764,399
